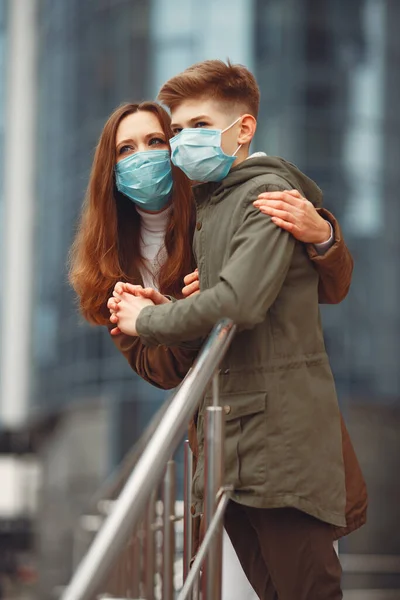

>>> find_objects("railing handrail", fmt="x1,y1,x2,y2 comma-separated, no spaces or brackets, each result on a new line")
62,318,236,600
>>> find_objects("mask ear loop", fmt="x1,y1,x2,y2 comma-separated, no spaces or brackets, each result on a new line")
232,144,242,156
221,116,242,134
221,116,243,157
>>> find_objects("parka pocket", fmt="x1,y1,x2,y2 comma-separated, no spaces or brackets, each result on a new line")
221,393,267,489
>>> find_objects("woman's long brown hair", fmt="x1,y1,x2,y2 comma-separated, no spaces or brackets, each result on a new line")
69,102,195,325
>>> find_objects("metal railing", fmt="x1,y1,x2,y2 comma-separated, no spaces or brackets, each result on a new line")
62,318,236,600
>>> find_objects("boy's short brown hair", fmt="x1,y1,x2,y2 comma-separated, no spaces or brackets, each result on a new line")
158,59,260,118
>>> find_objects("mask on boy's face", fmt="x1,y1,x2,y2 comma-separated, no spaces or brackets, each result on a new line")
169,117,242,183
115,149,173,212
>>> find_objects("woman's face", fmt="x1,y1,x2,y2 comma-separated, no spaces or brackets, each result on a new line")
115,111,169,163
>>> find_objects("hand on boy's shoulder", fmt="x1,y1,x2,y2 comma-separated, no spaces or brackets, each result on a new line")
253,189,331,244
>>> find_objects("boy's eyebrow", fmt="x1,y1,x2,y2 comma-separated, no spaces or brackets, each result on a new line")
171,114,211,129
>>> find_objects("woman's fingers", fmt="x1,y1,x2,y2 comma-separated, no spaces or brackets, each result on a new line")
183,269,199,286
182,280,200,298
122,283,144,295
256,202,298,223
110,326,121,336
270,216,296,233
183,269,200,297
140,288,170,305
113,282,143,301
254,190,303,208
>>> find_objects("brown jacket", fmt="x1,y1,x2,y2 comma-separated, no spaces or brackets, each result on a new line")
110,207,366,539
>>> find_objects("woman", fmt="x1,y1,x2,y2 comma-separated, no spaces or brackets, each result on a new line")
69,101,366,599
69,102,200,387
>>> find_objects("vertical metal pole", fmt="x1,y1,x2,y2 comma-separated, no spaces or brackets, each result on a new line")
130,528,140,598
212,371,220,407
192,575,200,600
144,490,157,600
162,460,176,600
1,0,37,428
202,406,224,600
183,440,193,582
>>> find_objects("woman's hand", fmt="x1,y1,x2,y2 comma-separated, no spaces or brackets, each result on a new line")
253,189,331,244
182,269,200,298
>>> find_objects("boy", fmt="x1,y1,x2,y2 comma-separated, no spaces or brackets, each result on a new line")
111,60,346,599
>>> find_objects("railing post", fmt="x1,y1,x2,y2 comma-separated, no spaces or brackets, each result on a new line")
183,440,193,582
212,371,219,407
130,527,141,598
144,490,157,600
192,575,200,600
163,460,176,600
202,406,224,600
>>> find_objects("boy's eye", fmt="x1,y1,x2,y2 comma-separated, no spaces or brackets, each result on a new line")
172,127,183,135
194,121,208,129
149,137,166,146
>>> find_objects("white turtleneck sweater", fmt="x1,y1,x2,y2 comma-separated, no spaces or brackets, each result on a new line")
136,205,171,290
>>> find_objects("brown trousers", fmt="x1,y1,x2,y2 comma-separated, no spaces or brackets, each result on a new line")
224,501,343,600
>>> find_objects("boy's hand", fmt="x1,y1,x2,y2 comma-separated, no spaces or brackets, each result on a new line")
182,269,200,298
108,282,170,336
113,282,170,305
109,290,154,336
253,189,331,244
108,295,122,335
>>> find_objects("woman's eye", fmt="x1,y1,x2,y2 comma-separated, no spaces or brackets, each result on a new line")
119,145,134,155
194,121,208,128
149,137,166,146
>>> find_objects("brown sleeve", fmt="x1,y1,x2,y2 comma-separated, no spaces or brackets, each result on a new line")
306,208,354,304
109,329,200,390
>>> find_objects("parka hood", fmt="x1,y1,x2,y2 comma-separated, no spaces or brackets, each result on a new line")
213,155,323,208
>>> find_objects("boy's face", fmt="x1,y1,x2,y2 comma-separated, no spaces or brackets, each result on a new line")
170,98,242,157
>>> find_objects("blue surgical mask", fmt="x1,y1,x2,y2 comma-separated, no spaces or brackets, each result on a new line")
115,149,173,212
170,117,242,183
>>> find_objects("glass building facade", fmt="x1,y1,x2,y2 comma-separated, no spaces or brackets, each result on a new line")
33,0,400,411
9,0,399,593
33,0,165,442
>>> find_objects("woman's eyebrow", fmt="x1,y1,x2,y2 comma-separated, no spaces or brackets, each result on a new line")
116,138,134,148
144,131,166,140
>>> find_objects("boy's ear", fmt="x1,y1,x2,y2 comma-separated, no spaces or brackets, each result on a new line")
238,114,257,145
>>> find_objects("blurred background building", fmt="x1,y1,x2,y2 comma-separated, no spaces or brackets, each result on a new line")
0,0,399,598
